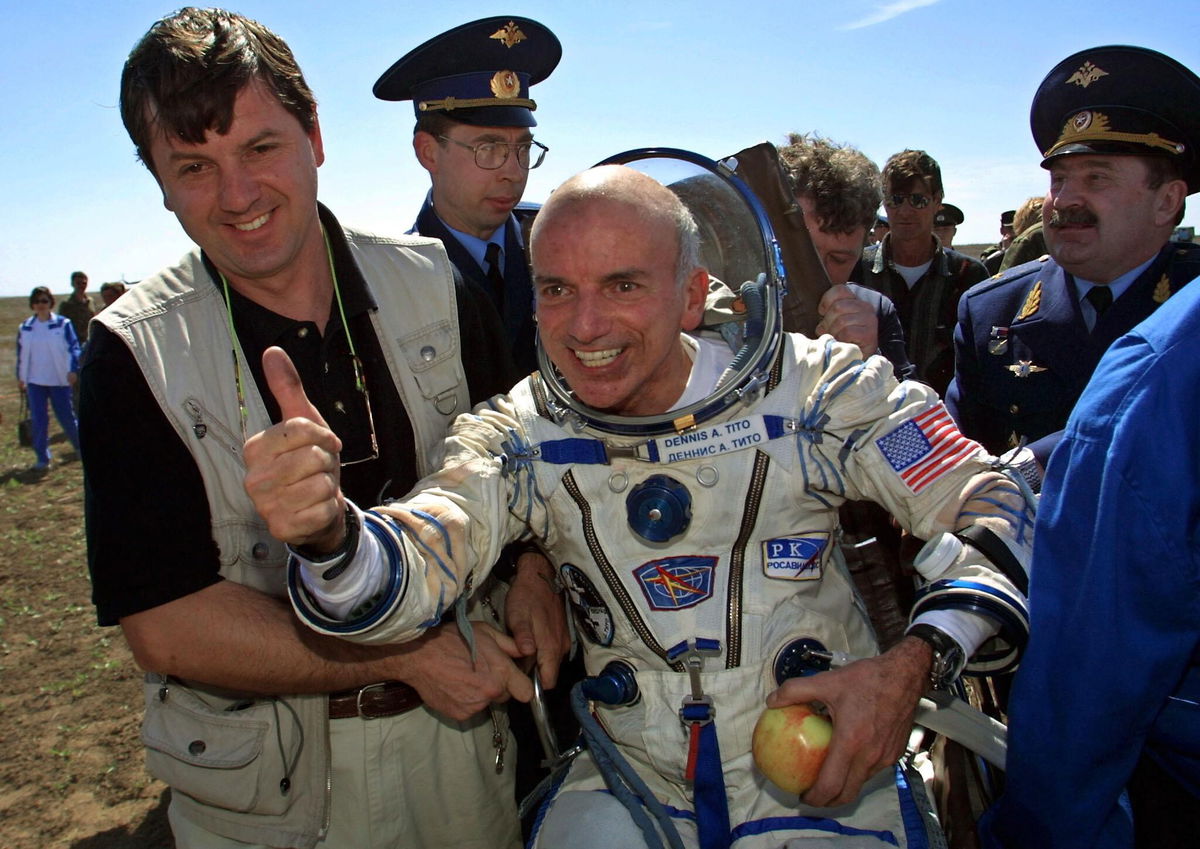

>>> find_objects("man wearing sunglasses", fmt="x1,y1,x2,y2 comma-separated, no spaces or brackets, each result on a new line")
377,16,560,375
854,150,988,395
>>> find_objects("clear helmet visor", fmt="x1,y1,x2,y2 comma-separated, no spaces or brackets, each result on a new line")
535,148,788,436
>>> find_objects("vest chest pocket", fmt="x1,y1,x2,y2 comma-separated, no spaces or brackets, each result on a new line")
141,677,300,816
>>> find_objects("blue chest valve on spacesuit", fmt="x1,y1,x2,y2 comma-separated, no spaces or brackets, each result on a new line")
627,475,693,543
579,660,640,707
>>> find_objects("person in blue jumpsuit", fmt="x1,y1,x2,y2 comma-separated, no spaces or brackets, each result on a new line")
945,45,1200,466
980,269,1200,849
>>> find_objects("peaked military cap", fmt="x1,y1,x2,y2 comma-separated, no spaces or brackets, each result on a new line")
1000,209,1015,227
935,203,964,227
1031,45,1200,193
374,16,561,128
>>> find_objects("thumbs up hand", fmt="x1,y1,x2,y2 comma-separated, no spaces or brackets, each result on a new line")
244,346,348,553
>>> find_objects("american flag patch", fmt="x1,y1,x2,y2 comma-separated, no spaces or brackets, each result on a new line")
875,404,979,494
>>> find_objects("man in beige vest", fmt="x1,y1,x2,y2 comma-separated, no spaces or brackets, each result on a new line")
80,8,565,848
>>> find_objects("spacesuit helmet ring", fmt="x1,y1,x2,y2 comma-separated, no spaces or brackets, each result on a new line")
534,148,788,437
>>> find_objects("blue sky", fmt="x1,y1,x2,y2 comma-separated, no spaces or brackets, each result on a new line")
2,0,1198,296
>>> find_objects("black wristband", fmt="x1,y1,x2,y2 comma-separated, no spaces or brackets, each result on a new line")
291,505,359,580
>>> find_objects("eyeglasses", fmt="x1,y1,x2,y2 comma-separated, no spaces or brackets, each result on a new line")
884,193,932,210
32,298,51,305
438,135,548,170
337,355,380,467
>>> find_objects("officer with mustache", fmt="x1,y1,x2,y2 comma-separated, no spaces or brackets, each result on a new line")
945,45,1200,471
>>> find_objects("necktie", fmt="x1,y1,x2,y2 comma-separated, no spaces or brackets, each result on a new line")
484,242,505,305
1085,285,1113,329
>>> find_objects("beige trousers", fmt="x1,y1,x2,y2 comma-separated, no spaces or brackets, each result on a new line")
169,705,520,849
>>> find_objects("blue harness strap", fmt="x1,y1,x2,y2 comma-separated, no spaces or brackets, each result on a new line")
671,638,732,849
681,702,731,849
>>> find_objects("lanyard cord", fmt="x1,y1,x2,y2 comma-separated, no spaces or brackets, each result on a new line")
220,224,361,442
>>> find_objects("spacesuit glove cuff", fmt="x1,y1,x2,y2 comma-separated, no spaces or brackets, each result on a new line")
289,502,390,620
910,608,999,659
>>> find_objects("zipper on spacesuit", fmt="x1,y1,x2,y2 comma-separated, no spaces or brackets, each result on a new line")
561,471,684,672
725,449,771,668
725,352,785,668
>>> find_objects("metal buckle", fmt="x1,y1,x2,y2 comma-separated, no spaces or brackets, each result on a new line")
356,682,389,720
670,638,721,727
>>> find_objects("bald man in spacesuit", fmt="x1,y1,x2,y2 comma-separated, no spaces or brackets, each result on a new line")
244,164,1032,848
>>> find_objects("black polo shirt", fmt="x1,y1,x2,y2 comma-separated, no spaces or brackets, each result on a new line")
82,205,515,626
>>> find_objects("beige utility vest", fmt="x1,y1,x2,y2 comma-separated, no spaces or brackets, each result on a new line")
97,227,468,592
95,226,467,848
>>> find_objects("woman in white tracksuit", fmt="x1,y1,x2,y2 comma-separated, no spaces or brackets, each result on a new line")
16,286,81,470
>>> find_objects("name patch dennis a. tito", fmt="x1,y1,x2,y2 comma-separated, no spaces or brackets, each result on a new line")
762,534,828,580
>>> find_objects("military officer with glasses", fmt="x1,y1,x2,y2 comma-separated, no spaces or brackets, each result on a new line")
377,16,561,374
854,150,988,395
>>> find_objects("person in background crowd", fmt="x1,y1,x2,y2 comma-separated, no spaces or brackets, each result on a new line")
932,202,964,249
854,150,988,394
870,214,889,244
778,131,916,649
778,131,912,380
98,281,127,310
946,44,1200,469
58,270,96,345
997,196,1047,272
980,210,1016,275
374,18,575,818
16,285,81,471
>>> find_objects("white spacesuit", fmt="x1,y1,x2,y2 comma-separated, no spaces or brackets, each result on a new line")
287,329,1030,848
280,152,1033,849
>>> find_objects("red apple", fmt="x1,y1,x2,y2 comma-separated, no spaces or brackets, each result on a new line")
751,702,833,795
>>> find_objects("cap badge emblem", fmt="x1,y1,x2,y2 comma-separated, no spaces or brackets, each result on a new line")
1066,61,1108,88
490,70,521,99
1015,280,1042,321
490,21,527,48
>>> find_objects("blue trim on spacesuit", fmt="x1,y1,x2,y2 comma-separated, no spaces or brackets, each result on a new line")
894,764,930,849
729,815,899,845
286,509,408,634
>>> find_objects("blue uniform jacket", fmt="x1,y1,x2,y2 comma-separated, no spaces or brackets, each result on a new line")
414,197,538,375
980,272,1200,849
945,241,1200,459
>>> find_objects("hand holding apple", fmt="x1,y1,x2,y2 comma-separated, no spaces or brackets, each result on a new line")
751,702,833,794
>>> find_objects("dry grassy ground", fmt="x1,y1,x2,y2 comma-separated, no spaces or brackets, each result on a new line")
0,294,171,848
